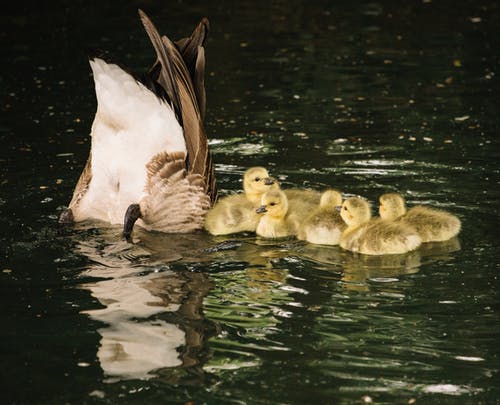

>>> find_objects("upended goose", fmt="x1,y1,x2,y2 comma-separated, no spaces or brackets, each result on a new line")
379,193,461,242
59,10,216,240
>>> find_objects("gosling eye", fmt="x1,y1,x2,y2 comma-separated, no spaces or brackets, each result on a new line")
254,177,261,182
343,206,348,211
269,202,276,206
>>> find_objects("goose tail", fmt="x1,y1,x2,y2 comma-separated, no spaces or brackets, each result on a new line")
139,9,217,204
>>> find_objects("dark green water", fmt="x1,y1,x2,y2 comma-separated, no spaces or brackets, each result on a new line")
1,1,499,403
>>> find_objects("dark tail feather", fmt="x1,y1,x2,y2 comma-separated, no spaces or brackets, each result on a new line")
138,9,183,126
139,10,217,205
193,46,206,120
176,18,209,119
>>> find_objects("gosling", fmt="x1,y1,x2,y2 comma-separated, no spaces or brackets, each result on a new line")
204,167,276,235
255,189,300,238
284,188,321,205
339,197,422,255
379,193,461,242
298,189,346,245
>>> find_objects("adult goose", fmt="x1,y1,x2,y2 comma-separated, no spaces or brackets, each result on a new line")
59,10,217,241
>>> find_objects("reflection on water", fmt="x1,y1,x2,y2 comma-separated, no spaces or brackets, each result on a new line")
295,237,461,290
72,223,464,385
296,243,422,292
75,230,214,383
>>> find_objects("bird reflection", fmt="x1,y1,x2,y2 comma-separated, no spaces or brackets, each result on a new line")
294,237,461,291
74,225,215,383
418,237,461,262
81,266,213,383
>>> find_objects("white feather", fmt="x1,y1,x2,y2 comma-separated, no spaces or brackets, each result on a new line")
75,58,185,224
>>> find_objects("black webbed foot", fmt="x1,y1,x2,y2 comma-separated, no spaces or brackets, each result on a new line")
123,203,142,242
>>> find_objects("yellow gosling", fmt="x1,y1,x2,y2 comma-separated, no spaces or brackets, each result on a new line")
284,188,321,204
266,180,320,217
204,167,277,235
379,193,461,242
339,197,422,255
298,189,346,245
256,189,299,238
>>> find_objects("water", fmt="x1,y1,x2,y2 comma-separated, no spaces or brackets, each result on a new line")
1,1,499,403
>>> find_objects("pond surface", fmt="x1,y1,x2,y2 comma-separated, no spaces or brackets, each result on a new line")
1,1,499,403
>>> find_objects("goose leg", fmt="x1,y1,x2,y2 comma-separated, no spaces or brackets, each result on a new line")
58,208,74,224
123,203,142,242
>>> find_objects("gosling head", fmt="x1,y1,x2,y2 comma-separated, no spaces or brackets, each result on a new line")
319,189,343,209
256,189,288,219
243,167,278,203
379,193,406,220
340,197,372,227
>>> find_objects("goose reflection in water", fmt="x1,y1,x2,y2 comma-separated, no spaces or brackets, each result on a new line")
74,229,215,383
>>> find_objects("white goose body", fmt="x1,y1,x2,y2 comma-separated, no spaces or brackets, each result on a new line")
74,59,186,225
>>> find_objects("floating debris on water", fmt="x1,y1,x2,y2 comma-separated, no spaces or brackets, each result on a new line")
89,390,105,399
455,356,485,362
333,138,348,143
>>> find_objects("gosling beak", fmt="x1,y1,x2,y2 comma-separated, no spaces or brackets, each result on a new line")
256,205,268,214
335,206,342,212
264,177,275,185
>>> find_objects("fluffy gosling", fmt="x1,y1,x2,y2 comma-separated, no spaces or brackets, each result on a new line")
255,189,300,238
339,197,422,255
298,189,346,245
204,167,276,235
379,193,461,242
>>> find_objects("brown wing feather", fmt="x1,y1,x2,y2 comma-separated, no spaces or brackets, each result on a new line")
138,9,183,125
161,32,217,204
193,46,206,120
141,151,211,232
175,18,209,119
139,10,217,204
